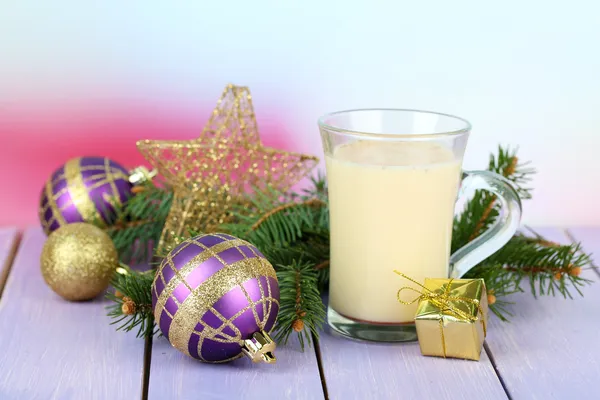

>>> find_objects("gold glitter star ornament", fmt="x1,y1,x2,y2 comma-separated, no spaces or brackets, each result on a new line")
137,84,319,253
41,223,119,301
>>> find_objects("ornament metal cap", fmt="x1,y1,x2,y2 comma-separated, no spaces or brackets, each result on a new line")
128,166,158,185
241,330,277,364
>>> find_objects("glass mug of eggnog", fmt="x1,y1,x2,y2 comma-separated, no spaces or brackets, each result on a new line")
319,109,522,342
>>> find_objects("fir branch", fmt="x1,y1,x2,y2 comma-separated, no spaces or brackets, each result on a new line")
491,233,591,297
223,185,327,247
223,180,330,282
219,177,330,345
468,195,499,242
450,147,591,320
452,146,534,251
467,150,520,241
106,180,172,264
251,198,326,233
106,264,157,338
464,232,593,319
301,171,328,201
105,146,594,347
274,262,326,349
261,237,330,289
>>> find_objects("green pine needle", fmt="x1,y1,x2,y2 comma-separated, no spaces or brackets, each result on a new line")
274,262,326,349
105,180,172,264
106,264,157,338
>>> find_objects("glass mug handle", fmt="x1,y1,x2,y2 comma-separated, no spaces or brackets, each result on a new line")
449,171,523,279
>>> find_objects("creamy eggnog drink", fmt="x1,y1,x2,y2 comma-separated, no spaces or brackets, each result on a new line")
319,109,522,342
326,141,462,323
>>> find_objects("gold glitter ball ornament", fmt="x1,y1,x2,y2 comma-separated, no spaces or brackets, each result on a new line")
41,223,119,301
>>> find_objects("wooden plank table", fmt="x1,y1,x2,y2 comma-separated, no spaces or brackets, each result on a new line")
0,226,598,399
0,228,146,400
485,228,600,400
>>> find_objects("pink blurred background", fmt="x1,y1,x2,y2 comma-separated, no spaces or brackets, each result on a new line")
1,96,301,227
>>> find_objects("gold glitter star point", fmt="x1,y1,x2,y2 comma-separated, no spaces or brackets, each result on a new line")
137,85,319,253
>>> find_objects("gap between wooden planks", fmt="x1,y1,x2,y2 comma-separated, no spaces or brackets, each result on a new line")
144,308,325,399
314,227,600,400
480,227,589,400
0,228,147,400
0,228,21,300
3,226,589,399
483,227,600,400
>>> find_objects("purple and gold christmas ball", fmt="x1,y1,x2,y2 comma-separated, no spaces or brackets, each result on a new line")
152,233,280,363
39,156,132,235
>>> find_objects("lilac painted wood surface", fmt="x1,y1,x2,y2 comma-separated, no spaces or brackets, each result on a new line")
0,228,146,400
485,228,600,400
318,312,507,399
148,329,324,399
2,226,600,400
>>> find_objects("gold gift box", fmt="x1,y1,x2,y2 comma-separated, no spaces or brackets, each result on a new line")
415,278,488,361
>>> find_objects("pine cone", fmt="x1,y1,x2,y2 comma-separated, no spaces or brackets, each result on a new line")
554,272,563,280
131,186,146,194
292,319,304,332
122,300,136,315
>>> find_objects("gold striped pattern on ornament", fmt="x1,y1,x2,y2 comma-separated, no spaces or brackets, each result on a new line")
153,234,278,362
64,159,103,225
42,179,67,230
39,158,130,233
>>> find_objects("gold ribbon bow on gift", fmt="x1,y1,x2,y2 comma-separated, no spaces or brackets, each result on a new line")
393,271,487,358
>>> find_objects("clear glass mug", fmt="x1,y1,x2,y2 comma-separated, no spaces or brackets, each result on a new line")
318,109,521,342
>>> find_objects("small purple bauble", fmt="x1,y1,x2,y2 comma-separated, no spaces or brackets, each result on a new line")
152,233,280,363
39,156,132,235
